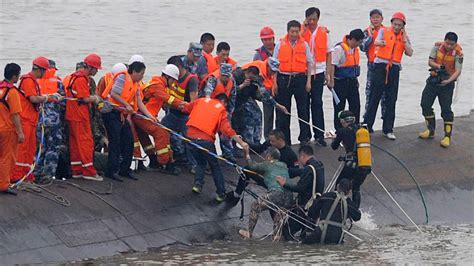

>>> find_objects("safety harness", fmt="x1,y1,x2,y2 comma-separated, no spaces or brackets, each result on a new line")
303,165,321,212
318,191,348,244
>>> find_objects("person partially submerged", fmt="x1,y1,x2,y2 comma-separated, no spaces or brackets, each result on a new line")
238,146,294,241
301,178,361,244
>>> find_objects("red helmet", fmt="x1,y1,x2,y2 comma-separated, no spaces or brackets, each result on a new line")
391,12,406,24
84,53,102,69
32,56,50,70
260,26,275,39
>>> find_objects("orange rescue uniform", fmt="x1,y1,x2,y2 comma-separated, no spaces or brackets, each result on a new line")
241,59,275,91
0,80,22,190
11,73,41,182
210,56,238,73
64,70,97,177
133,76,185,164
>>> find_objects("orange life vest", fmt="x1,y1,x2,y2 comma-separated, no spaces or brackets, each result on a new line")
365,25,383,63
169,73,198,101
0,80,15,110
301,23,312,44
209,70,234,99
102,71,140,111
334,37,360,79
18,72,41,112
142,75,178,117
203,52,219,74
434,42,463,76
375,26,406,64
37,69,60,95
96,72,113,98
187,97,225,137
241,60,274,91
312,26,329,63
278,34,307,73
212,56,238,73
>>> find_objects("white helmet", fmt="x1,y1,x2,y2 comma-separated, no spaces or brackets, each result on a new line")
128,54,144,65
111,63,127,75
162,64,179,80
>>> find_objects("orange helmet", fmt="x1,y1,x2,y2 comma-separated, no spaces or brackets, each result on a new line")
260,26,275,39
84,53,102,69
391,12,406,24
32,56,50,70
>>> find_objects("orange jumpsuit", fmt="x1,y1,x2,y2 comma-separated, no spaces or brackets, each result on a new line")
64,70,97,177
0,81,22,190
133,76,185,165
11,73,41,182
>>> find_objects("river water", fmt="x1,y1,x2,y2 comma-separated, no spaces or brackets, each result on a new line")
1,0,473,264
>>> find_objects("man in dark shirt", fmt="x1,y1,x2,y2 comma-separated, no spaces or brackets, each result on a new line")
329,110,370,208
301,178,361,244
276,145,325,239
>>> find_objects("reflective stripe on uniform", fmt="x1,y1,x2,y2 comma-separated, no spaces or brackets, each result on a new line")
133,142,140,148
156,147,170,155
15,162,32,167
82,162,93,167
167,95,176,105
70,161,82,166
144,144,154,151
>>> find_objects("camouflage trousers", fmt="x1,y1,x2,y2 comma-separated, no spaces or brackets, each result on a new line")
34,122,63,178
233,99,263,145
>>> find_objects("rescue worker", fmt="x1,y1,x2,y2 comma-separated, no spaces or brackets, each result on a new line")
182,93,249,202
11,57,51,183
0,63,24,195
329,29,365,129
197,32,217,80
238,147,294,241
301,179,361,244
360,9,386,121
232,61,287,146
63,54,103,181
303,7,333,146
276,145,325,240
254,26,275,61
202,63,238,163
329,110,370,208
133,64,186,174
419,32,463,148
274,20,313,146
101,61,156,181
95,63,127,152
34,60,65,182
254,28,277,140
212,42,238,73
181,42,204,76
162,56,199,166
363,12,414,140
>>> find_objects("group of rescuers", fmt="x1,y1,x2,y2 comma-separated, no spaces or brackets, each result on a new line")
0,6,463,244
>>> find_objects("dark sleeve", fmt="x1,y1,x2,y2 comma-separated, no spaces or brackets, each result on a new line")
315,163,325,195
347,198,361,221
308,196,327,220
283,167,312,193
331,129,344,150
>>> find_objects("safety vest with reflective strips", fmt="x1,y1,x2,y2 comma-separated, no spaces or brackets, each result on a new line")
434,42,463,76
202,52,218,76
375,27,406,64
37,69,60,95
200,70,234,99
187,97,226,137
0,80,15,110
241,59,274,91
334,37,360,79
365,25,383,63
142,75,178,117
278,34,307,73
169,73,198,102
101,71,141,112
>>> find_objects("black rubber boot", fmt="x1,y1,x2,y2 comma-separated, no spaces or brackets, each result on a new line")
352,190,361,209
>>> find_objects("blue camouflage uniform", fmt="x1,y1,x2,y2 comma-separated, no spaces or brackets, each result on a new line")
34,81,66,179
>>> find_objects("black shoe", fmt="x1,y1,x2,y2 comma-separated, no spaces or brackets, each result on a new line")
315,137,327,147
225,191,240,207
106,173,124,182
120,171,139,181
136,161,147,172
160,164,181,175
2,188,17,196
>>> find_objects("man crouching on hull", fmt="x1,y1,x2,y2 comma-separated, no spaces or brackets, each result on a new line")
301,179,361,244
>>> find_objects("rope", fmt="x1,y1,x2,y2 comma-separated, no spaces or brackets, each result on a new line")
371,143,429,224
325,161,345,193
10,103,46,188
371,171,424,233
17,181,71,207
